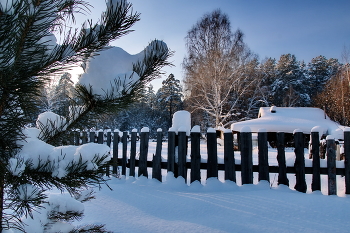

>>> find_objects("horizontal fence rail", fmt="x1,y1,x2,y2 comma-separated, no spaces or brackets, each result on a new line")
71,128,350,196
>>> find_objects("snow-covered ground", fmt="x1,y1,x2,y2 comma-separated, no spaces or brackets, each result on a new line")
78,174,350,233
76,140,350,233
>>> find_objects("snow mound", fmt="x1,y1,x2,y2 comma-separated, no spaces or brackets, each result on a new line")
171,110,191,136
79,40,168,97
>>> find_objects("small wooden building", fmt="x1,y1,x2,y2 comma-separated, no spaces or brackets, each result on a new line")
231,106,345,148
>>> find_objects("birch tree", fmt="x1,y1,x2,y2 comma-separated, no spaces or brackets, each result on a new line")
183,9,256,128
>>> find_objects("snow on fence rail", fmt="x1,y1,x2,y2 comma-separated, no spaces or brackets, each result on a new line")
69,128,350,196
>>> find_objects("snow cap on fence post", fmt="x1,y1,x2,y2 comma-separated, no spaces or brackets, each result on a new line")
344,127,350,132
207,127,216,133
157,128,162,132
270,106,276,113
293,128,302,134
240,126,251,133
191,125,200,133
171,110,191,136
311,126,324,139
141,127,149,133
258,128,267,133
132,128,137,133
332,128,344,140
311,125,324,135
224,129,232,134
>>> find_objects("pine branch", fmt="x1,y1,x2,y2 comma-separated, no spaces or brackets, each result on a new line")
70,224,112,233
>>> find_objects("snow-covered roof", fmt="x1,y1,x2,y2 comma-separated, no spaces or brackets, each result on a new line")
231,107,345,139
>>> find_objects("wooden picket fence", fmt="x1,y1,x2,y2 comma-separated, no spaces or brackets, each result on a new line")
72,129,350,196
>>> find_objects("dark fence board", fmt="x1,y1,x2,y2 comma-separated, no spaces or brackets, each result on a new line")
106,131,111,147
327,138,337,195
240,131,253,184
138,131,149,177
277,132,289,186
129,131,137,177
178,131,187,180
167,131,175,173
258,131,269,182
294,131,307,193
207,131,218,179
89,131,95,143
81,131,87,144
345,130,350,194
97,131,103,144
122,131,128,176
112,131,119,174
74,131,80,146
311,131,321,191
190,132,201,183
152,131,162,182
224,131,236,182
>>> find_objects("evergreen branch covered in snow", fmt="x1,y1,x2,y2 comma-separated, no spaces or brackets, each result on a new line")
0,0,172,231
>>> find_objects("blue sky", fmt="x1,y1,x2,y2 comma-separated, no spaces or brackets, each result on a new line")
75,0,350,89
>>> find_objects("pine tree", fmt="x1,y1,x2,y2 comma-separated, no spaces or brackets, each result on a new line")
156,74,183,127
51,72,75,116
256,57,277,107
0,0,172,231
140,84,157,109
306,55,339,103
35,75,60,114
270,54,309,107
107,85,167,138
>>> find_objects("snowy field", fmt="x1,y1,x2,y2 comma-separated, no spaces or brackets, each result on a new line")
74,140,350,233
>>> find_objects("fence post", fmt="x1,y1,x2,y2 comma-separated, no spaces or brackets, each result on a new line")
152,129,162,182
326,136,337,195
138,128,149,177
345,128,350,194
258,130,269,182
122,131,128,176
89,131,95,143
74,130,80,146
106,130,111,147
112,130,119,174
190,126,201,183
81,131,88,144
97,130,104,144
129,129,137,177
294,130,307,193
277,132,289,186
224,130,236,182
207,128,218,179
311,130,321,192
178,129,187,181
240,127,253,184
167,130,175,174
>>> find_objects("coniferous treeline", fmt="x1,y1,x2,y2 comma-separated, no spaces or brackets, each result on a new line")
38,73,184,138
